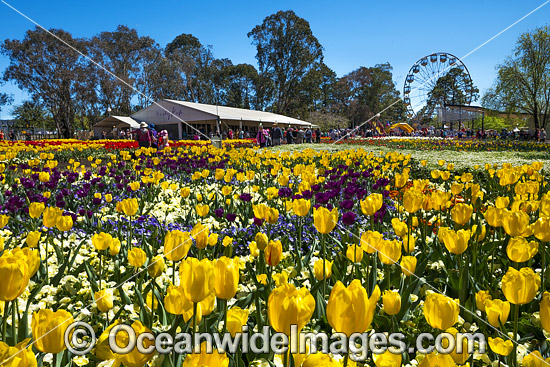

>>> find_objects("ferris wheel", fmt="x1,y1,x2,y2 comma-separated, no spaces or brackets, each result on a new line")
403,52,474,123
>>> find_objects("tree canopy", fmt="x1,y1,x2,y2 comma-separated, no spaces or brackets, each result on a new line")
482,26,550,130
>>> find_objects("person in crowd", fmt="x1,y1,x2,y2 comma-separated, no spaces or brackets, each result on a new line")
102,130,107,139
257,125,268,148
541,128,547,142
296,128,304,144
112,126,118,139
120,129,126,139
305,128,312,143
272,123,282,146
228,129,234,139
134,122,152,148
286,127,293,144
238,129,244,139
315,128,321,143
0,131,4,141
158,130,169,150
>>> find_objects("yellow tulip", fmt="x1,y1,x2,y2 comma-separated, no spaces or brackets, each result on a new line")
256,274,268,285
373,349,402,367
533,217,550,242
522,351,550,367
441,228,470,255
471,224,487,242
180,257,215,303
445,327,470,364
182,342,229,367
180,187,191,198
394,172,408,188
128,248,147,268
191,222,209,249
252,203,269,219
42,207,62,228
0,338,37,367
56,215,73,232
95,289,114,312
92,232,113,251
249,241,259,257
495,196,510,209
292,198,311,216
403,189,424,214
109,238,121,256
214,256,240,300
484,299,510,328
506,237,538,262
314,259,333,280
38,172,50,183
361,230,383,254
400,256,417,276
423,292,459,330
0,250,30,301
377,239,401,265
302,353,340,367
450,182,464,196
222,236,233,247
28,202,45,218
540,291,550,333
403,235,416,253
32,308,74,353
475,290,492,312
346,244,363,263
485,207,505,227
450,203,473,225
360,193,383,216
265,207,279,224
501,267,540,304
488,337,513,356
13,247,40,277
254,232,269,251
382,290,401,315
418,353,455,367
268,283,315,335
25,231,41,248
313,206,338,234
502,210,530,237
265,240,282,267
147,255,165,278
164,230,192,261
391,218,407,238
113,321,155,367
118,198,138,216
326,280,380,336
226,307,249,337
273,272,288,287
195,204,210,217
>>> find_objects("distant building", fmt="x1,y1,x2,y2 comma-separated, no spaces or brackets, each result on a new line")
94,99,313,140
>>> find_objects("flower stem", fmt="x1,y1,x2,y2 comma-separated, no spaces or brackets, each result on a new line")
2,300,8,343
192,302,198,348
11,300,16,344
322,234,327,302
512,303,519,367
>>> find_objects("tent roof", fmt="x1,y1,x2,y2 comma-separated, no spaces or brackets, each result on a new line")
94,116,140,129
163,99,312,126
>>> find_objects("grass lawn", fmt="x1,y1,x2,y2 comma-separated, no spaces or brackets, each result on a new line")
268,143,550,170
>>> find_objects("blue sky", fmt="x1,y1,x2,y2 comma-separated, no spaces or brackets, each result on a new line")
0,0,548,118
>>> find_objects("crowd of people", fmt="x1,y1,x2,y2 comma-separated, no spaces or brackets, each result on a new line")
98,122,549,146
101,122,169,149
255,124,324,147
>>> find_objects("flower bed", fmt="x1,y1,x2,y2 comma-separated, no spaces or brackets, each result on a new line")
0,143,548,366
